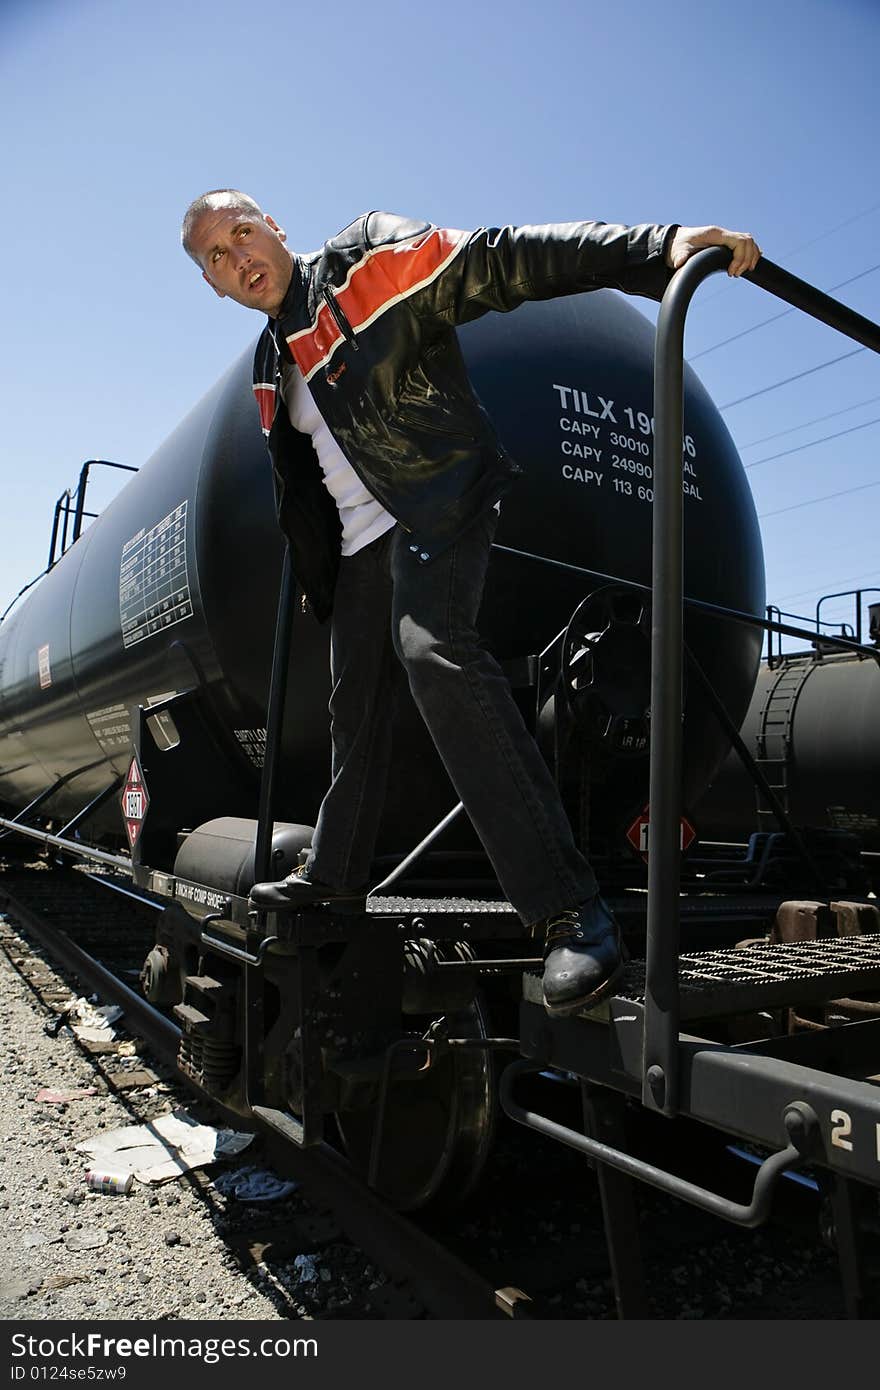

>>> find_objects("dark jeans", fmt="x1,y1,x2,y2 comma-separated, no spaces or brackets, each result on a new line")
305,511,597,927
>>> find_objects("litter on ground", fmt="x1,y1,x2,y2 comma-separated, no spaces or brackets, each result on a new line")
64,1229,109,1253
74,1109,255,1184
211,1164,299,1204
292,1254,318,1283
61,997,124,1043
35,1086,98,1104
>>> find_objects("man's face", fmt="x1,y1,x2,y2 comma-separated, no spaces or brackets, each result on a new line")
190,206,294,317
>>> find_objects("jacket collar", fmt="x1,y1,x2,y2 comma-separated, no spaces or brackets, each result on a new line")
271,253,306,325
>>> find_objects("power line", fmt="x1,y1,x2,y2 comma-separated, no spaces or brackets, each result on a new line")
772,200,880,266
690,305,792,359
689,199,880,312
774,570,880,606
689,262,880,360
759,478,880,520
738,393,880,448
770,538,879,587
718,346,866,409
745,415,880,469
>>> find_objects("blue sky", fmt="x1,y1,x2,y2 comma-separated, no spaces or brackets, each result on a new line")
1,0,878,639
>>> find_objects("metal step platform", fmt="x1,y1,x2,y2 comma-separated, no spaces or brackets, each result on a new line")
523,933,880,1020
365,895,515,915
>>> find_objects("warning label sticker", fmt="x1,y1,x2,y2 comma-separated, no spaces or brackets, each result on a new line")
38,644,51,689
120,502,193,649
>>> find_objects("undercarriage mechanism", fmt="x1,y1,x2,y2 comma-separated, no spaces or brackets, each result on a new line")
155,892,510,1211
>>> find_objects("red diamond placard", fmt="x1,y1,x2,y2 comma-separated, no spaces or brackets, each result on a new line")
625,806,696,861
120,752,149,852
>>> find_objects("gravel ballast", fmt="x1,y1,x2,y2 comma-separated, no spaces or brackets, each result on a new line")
0,916,386,1321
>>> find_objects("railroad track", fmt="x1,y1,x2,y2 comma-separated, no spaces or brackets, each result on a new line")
1,859,872,1319
0,861,512,1319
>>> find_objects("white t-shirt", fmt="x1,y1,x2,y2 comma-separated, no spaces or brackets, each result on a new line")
282,361,396,557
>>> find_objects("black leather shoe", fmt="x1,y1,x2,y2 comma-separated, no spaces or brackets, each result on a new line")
537,895,628,1017
249,865,367,912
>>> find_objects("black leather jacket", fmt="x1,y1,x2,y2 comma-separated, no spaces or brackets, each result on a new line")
252,212,678,620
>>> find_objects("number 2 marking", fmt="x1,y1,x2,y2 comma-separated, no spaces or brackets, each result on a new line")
831,1109,853,1151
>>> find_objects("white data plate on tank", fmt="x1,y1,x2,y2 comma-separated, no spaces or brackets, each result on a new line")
119,501,193,648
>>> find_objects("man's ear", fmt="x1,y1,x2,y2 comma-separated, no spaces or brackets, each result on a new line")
202,270,226,299
265,214,287,243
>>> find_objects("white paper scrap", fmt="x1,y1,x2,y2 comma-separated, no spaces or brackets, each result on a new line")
63,996,124,1042
74,1109,254,1183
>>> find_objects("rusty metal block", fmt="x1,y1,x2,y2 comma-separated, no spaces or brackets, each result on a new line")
771,900,833,944
831,901,880,937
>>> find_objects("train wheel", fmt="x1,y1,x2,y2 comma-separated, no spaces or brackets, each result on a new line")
334,994,496,1212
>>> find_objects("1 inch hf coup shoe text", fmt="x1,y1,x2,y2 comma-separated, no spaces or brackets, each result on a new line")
537,895,628,1017
249,864,367,912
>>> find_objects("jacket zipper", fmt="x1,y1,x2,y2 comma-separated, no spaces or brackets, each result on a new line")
268,305,413,535
318,289,414,530
322,286,359,351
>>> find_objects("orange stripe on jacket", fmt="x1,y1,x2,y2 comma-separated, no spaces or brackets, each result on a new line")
287,227,466,382
287,305,343,382
253,383,277,435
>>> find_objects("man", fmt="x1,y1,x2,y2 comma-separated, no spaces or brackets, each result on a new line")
181,191,760,1016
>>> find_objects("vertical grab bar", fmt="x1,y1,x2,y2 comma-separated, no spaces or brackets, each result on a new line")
644,248,880,1118
643,246,730,1114
253,544,296,887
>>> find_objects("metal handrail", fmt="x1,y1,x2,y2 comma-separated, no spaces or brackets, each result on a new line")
3,461,138,622
0,813,133,871
491,543,880,661
501,1060,803,1228
816,588,880,645
47,461,138,568
70,460,138,545
644,249,880,1117
48,490,73,569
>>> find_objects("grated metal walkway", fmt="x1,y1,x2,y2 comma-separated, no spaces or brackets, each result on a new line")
524,934,880,1020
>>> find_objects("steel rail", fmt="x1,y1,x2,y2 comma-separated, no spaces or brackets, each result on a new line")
0,885,179,1058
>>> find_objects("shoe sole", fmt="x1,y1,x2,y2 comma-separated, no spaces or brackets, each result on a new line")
541,948,630,1019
